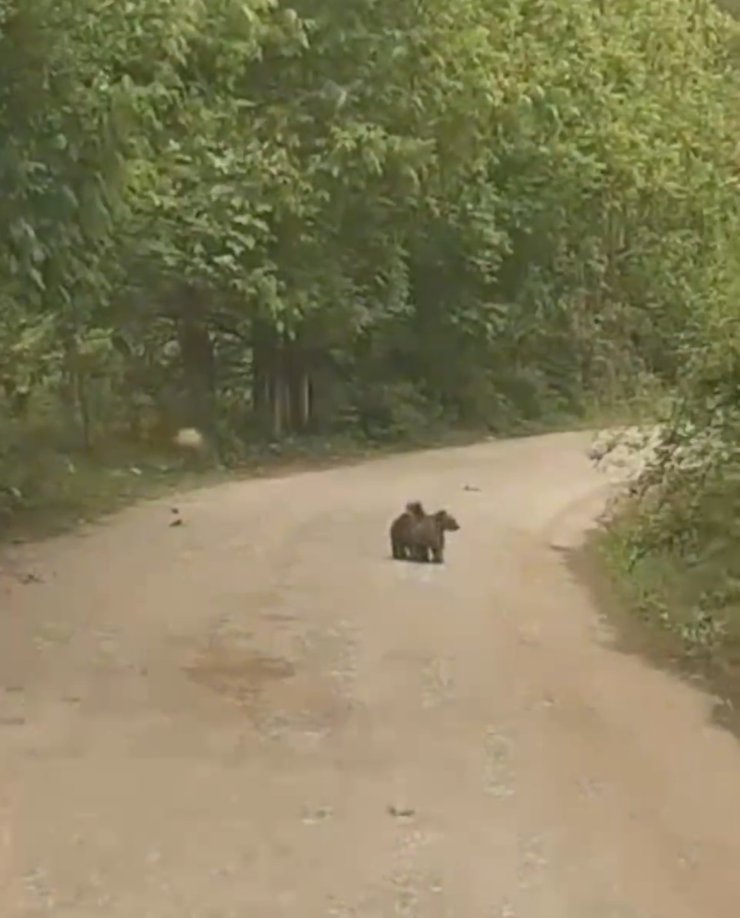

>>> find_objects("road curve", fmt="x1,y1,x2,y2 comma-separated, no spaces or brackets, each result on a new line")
2,431,740,917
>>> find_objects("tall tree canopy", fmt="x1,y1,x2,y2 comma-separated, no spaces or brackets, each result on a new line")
1,0,739,465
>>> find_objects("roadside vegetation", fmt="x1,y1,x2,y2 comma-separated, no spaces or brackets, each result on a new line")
581,3,740,699
2,0,740,558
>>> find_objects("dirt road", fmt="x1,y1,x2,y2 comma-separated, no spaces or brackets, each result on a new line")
2,431,740,917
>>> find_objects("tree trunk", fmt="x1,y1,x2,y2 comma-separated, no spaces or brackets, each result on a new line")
271,341,284,438
250,323,318,437
61,335,93,450
251,319,275,433
74,369,92,451
299,372,312,430
286,341,313,432
175,286,216,438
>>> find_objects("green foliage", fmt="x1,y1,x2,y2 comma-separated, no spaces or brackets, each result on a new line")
2,0,740,527
603,250,740,658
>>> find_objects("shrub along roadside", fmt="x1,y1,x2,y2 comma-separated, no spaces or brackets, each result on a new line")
587,406,740,731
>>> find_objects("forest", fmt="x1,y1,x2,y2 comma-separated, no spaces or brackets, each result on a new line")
2,0,740,652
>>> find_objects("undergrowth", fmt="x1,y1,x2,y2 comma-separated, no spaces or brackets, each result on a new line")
0,424,493,543
598,404,740,673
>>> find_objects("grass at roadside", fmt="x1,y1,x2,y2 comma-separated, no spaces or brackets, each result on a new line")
1,373,669,545
571,513,740,741
0,389,658,546
4,392,636,547
0,427,493,544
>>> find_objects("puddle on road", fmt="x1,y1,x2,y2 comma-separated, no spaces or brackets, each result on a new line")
183,641,350,740
184,647,295,707
181,607,356,746
260,612,298,624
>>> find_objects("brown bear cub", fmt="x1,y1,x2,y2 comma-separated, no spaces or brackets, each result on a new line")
389,502,460,564
390,501,426,560
408,509,460,564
